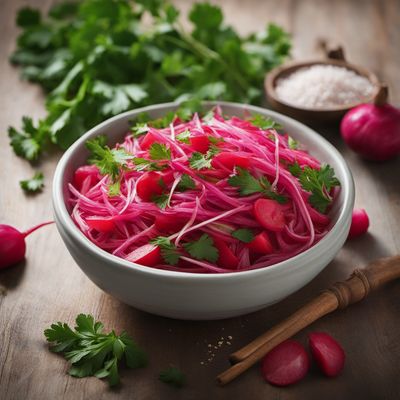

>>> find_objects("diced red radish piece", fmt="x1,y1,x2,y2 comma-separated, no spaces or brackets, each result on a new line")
136,171,165,201
247,232,273,254
309,332,345,377
73,165,99,191
86,217,115,232
126,244,161,266
140,131,158,150
211,152,250,170
160,169,175,185
254,199,285,232
155,214,187,232
190,136,210,153
261,339,310,386
213,236,239,269
348,208,369,239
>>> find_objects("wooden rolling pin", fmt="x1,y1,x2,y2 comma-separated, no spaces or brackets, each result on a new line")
217,255,400,386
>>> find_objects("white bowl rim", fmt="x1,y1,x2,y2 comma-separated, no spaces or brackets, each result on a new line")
53,101,354,281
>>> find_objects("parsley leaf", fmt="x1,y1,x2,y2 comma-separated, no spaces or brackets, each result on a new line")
228,168,287,203
183,234,219,263
86,136,132,182
189,146,219,170
132,157,165,172
159,367,186,388
150,236,181,265
232,228,254,243
176,129,191,144
249,114,282,130
44,314,146,387
177,174,196,191
289,163,340,213
288,136,298,149
149,143,171,160
19,171,44,193
131,122,149,138
152,193,169,209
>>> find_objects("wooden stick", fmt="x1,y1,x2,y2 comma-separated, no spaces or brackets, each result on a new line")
217,256,400,386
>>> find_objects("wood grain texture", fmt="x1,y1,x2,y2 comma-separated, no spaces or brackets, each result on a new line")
0,1,399,399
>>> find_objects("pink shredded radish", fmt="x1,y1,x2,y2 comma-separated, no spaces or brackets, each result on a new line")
68,109,339,273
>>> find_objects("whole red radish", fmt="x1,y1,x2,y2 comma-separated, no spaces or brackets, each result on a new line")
261,339,310,386
0,221,53,270
348,208,369,239
309,332,345,377
341,85,400,161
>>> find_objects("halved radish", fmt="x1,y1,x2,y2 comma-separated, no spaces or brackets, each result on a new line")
309,332,345,377
261,340,310,386
140,131,158,150
211,152,250,170
86,217,115,232
136,171,165,201
190,136,210,153
247,232,273,254
254,199,285,232
126,244,161,266
155,214,187,232
73,165,99,191
213,236,239,269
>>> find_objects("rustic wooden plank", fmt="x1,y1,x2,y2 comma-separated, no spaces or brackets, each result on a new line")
0,0,399,399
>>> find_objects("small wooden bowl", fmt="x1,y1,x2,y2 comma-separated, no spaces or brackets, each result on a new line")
265,47,380,124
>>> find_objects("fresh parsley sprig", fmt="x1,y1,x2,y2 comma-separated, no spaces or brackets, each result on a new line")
289,162,340,213
189,146,219,170
20,171,44,193
183,234,219,263
150,236,181,265
44,314,147,387
232,228,254,243
228,167,287,204
159,367,186,388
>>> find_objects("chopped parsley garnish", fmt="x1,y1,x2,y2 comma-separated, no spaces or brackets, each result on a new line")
232,228,254,243
20,171,44,193
151,193,170,210
183,234,219,263
289,162,340,213
150,237,181,265
228,167,287,203
176,129,191,144
149,143,171,160
132,158,166,172
177,174,196,191
249,114,283,130
44,314,147,387
159,367,186,388
189,146,219,170
131,122,149,138
288,136,298,149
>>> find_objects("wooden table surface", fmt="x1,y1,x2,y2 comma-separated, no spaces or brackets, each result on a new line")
1,1,399,399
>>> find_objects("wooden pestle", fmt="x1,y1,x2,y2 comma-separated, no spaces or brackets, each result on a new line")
217,256,400,386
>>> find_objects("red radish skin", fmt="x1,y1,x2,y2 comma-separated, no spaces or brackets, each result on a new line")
213,236,239,269
155,214,187,232
86,217,115,232
136,171,166,201
341,89,400,161
0,222,53,270
247,232,273,254
254,199,285,232
140,132,158,150
211,152,251,170
261,340,310,386
348,208,369,239
73,165,99,191
126,244,161,267
190,136,210,153
309,332,345,377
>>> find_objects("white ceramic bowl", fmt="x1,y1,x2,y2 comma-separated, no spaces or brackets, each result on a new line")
53,102,354,320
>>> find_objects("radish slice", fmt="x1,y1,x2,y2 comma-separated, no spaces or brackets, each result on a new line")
73,165,99,191
213,236,239,269
254,199,285,232
211,152,250,170
247,232,273,254
309,332,345,377
348,208,369,239
190,136,210,153
155,214,187,232
136,171,165,201
86,217,115,232
141,132,158,150
126,244,161,266
261,339,310,386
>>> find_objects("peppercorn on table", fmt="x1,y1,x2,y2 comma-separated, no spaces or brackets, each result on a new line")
0,0,399,399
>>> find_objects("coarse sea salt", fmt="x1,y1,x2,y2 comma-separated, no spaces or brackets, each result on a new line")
275,64,375,109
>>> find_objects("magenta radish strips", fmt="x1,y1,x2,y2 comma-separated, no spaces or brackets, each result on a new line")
69,108,340,273
0,221,53,270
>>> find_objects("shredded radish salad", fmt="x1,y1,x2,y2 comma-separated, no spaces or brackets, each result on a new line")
69,107,340,273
